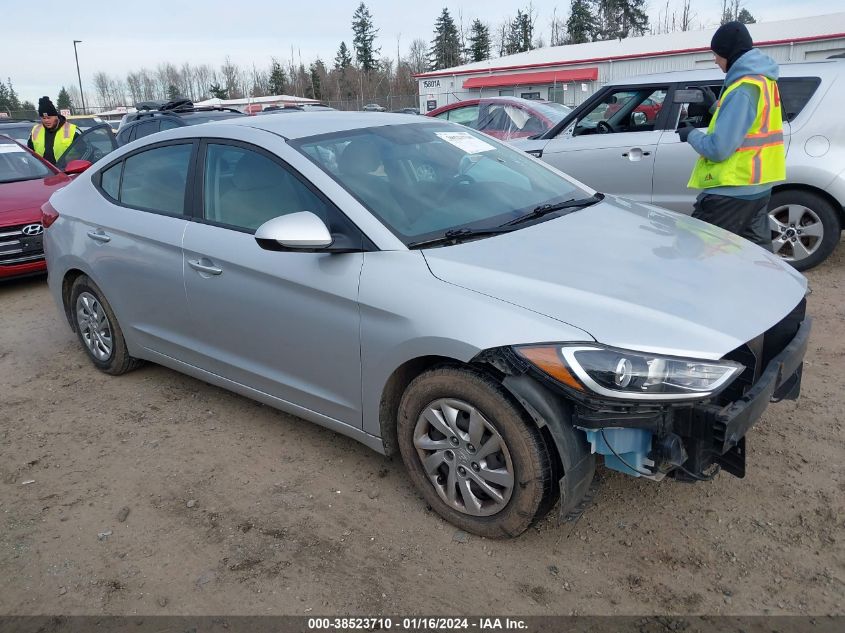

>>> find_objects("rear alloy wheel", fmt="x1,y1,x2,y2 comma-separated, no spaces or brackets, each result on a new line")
397,367,556,538
768,190,841,271
69,275,141,375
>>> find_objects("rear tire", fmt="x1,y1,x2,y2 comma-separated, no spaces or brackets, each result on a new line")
397,366,556,538
768,189,841,271
69,275,141,375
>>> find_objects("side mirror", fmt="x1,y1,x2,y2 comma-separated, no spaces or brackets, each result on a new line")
255,212,333,250
631,111,648,126
64,159,92,175
673,89,705,104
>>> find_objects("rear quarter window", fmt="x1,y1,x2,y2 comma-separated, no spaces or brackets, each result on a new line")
778,77,821,121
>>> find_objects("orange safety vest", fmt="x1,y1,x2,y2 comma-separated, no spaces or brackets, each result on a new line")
688,74,786,188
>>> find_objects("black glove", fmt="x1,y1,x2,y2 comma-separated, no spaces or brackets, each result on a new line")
700,86,717,110
677,122,695,143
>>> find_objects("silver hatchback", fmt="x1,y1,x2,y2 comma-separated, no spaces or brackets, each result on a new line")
511,60,845,270
44,113,810,537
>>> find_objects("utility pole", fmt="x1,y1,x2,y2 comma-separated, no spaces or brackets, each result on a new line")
73,40,86,113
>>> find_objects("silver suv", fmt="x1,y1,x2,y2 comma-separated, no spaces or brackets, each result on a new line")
512,60,845,270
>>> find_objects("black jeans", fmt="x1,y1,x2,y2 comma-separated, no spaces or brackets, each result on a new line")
692,192,772,251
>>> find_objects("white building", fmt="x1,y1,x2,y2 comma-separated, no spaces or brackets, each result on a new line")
416,12,845,112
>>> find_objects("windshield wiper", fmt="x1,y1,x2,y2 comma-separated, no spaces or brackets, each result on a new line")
502,193,604,227
407,226,514,249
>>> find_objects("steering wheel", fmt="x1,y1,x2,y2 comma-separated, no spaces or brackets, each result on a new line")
436,174,475,203
596,120,615,134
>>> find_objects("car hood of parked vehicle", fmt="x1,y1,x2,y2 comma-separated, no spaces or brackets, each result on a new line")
422,196,807,360
0,174,71,225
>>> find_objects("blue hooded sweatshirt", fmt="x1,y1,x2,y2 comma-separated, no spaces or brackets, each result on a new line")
687,48,781,199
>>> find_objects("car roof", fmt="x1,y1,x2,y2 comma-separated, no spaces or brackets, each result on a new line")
218,111,435,140
607,59,843,86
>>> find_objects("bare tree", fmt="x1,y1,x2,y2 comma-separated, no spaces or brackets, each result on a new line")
680,0,694,31
407,38,428,75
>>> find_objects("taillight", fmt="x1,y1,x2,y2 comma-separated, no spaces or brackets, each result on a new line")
41,201,59,228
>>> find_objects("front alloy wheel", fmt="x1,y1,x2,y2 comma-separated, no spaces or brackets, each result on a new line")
397,367,558,538
414,398,515,516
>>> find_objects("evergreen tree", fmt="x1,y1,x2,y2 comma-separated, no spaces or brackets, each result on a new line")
57,87,72,111
268,59,288,95
429,8,462,70
566,0,598,44
167,84,181,100
467,19,491,62
596,0,648,40
334,41,353,71
2,78,21,112
737,8,756,24
309,59,325,100
21,100,35,113
209,83,228,99
352,2,380,72
515,10,534,53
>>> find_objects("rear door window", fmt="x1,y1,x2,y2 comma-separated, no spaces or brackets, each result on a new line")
777,77,821,121
100,162,121,199
119,143,192,215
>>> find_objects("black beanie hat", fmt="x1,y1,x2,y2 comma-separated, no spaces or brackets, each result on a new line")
38,96,59,117
711,21,754,71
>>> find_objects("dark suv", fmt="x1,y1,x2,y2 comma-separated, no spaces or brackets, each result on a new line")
116,99,245,146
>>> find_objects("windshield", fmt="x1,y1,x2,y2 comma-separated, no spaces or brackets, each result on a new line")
294,122,589,244
0,143,51,183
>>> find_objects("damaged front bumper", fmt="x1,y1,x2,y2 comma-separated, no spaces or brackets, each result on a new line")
481,300,811,516
572,314,811,481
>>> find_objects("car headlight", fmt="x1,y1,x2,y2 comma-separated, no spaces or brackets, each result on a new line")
515,345,743,402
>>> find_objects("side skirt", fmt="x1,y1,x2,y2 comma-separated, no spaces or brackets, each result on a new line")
141,348,387,456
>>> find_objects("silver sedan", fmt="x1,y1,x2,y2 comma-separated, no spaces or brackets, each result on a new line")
44,112,809,537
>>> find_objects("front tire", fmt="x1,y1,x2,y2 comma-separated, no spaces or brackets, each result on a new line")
397,367,556,538
768,189,841,271
69,275,141,375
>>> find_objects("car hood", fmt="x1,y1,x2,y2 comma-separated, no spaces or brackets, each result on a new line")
0,174,70,225
422,197,807,360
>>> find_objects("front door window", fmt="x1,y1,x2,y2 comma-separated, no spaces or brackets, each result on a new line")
572,87,668,136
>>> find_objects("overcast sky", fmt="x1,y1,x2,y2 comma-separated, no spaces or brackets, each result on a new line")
1,0,836,104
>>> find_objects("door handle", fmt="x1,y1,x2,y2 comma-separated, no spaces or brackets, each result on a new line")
188,259,223,276
622,148,651,161
86,229,111,243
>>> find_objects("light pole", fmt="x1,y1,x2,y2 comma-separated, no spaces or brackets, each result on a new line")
73,40,86,114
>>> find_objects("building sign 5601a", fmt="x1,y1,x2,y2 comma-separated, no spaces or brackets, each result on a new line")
422,79,441,89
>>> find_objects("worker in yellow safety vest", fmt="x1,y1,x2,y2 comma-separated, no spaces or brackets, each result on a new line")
28,96,80,165
677,21,785,252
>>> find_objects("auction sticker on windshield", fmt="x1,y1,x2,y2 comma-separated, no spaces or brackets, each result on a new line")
0,145,26,154
435,131,495,154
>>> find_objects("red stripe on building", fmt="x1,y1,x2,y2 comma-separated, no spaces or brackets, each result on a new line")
462,68,599,89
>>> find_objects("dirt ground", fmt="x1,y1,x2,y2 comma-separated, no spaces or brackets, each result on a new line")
1,245,843,617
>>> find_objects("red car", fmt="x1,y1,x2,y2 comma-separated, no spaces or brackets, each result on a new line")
427,97,571,140
604,96,663,122
0,136,88,280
